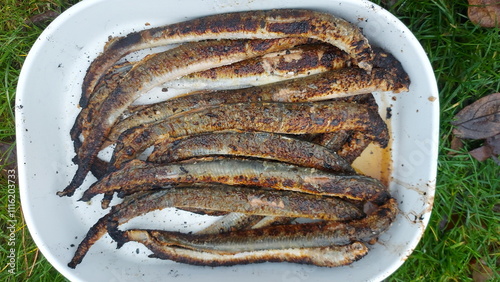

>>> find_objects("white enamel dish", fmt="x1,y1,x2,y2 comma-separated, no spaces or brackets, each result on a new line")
16,0,439,281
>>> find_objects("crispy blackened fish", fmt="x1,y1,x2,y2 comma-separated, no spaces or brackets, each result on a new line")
80,158,389,204
164,43,351,90
148,132,353,173
60,37,309,197
118,236,370,267
81,9,374,106
113,198,397,254
68,185,366,268
110,101,388,170
105,66,401,148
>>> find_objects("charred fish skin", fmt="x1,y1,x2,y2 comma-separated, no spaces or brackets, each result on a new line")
105,68,394,148
70,62,133,157
371,46,410,88
313,131,351,152
105,49,405,150
67,190,156,269
104,85,275,148
81,9,374,106
110,101,388,170
117,231,370,267
336,131,373,164
164,43,352,90
59,37,309,197
80,158,390,204
106,58,404,149
310,93,389,162
126,185,365,221
148,132,354,173
195,213,265,235
166,45,409,94
270,67,409,102
78,37,309,154
67,185,363,268
112,198,398,255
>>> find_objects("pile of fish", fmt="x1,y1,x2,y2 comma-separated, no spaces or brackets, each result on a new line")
60,9,410,269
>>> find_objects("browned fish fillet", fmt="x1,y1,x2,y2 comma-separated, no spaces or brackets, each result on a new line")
67,185,366,268
164,43,351,90
104,69,399,149
80,158,389,204
81,9,374,106
195,213,265,235
147,132,353,173
99,43,349,148
110,101,388,170
59,37,309,197
314,131,351,152
112,198,397,254
118,234,370,267
126,185,365,221
70,62,133,154
270,67,408,102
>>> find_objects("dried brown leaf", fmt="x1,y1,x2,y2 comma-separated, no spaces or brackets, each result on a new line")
452,93,500,139
471,258,496,282
468,0,500,27
469,145,494,161
438,213,464,232
448,135,465,155
25,10,60,25
0,142,16,167
486,133,500,155
381,0,398,7
0,142,17,181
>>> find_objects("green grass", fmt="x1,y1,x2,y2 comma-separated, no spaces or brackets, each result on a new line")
1,0,498,281
378,1,500,281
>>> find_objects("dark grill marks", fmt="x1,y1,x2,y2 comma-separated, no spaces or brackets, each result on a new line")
112,198,397,255
267,21,313,34
80,158,389,204
147,132,353,173
109,101,388,170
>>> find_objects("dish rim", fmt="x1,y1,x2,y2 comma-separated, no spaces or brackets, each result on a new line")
15,0,439,281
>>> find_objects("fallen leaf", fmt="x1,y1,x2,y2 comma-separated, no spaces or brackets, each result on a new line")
0,142,17,180
486,134,500,164
469,145,494,161
381,0,397,7
494,203,500,213
470,258,496,282
25,10,60,25
448,135,465,155
486,133,500,155
452,93,500,140
438,213,464,232
468,0,500,27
